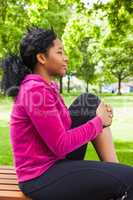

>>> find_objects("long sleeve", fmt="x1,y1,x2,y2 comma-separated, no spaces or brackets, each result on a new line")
24,85,103,157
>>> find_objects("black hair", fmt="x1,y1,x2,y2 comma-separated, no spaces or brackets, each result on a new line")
1,26,57,97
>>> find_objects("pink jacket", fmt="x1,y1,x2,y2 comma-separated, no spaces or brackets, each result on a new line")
10,74,103,183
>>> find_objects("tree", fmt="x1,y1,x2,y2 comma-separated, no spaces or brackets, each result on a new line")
0,0,49,57
0,0,71,93
77,37,98,92
1,0,133,95
102,42,133,94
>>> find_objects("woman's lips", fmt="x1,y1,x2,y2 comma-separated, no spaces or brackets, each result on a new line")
63,65,67,70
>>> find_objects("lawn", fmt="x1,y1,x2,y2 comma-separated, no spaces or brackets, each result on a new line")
0,93,133,166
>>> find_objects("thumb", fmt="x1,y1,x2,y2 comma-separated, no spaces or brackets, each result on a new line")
99,101,105,107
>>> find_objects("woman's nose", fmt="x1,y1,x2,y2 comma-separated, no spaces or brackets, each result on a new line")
64,55,69,63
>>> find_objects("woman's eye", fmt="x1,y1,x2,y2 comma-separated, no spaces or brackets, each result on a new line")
57,51,62,54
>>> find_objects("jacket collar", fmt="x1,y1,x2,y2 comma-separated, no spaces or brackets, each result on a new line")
21,74,59,92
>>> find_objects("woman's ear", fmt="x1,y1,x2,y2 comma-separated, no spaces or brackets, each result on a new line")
36,53,46,65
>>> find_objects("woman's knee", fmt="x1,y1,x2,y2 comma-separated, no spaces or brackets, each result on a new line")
79,92,101,107
69,92,101,110
68,92,101,127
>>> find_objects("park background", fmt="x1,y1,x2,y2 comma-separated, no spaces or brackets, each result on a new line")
0,0,133,166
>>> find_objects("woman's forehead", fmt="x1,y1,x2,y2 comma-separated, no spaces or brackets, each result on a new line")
53,38,64,49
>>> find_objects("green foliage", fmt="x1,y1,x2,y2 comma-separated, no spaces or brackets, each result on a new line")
0,0,133,91
0,0,69,57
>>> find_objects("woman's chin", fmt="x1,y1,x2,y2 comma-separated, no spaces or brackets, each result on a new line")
59,70,67,77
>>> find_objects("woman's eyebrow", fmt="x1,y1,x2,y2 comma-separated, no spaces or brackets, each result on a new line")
58,47,64,51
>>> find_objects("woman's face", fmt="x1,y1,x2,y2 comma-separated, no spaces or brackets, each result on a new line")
43,38,69,77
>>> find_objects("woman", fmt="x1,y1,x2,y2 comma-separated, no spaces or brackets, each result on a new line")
1,27,133,200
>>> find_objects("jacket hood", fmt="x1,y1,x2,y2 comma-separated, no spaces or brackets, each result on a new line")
21,74,59,91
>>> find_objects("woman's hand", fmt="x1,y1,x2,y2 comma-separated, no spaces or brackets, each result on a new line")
96,102,113,127
105,104,113,117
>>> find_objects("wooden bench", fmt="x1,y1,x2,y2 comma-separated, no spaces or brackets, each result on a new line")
0,166,31,200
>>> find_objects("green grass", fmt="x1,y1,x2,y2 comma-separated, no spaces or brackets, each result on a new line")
64,94,133,141
0,93,133,166
0,125,133,166
84,142,133,166
0,127,13,165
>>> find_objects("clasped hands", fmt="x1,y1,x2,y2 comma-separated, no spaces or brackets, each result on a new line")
96,101,113,127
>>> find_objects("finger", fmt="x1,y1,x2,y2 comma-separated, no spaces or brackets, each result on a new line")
104,103,110,109
100,101,105,106
109,114,113,118
106,104,113,113
109,106,113,115
109,113,113,118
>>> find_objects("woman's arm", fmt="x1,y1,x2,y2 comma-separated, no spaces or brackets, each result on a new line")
24,85,103,158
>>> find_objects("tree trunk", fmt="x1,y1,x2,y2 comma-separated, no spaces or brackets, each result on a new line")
99,83,102,94
67,75,70,93
59,77,63,94
118,77,122,95
86,81,89,93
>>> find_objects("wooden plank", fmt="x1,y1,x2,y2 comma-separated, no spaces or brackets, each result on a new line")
0,169,16,174
0,166,15,170
0,179,18,185
0,174,17,179
0,184,20,191
0,166,31,199
0,191,30,200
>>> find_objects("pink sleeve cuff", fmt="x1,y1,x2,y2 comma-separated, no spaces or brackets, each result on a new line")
89,116,103,136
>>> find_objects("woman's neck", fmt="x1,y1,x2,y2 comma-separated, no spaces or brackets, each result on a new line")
33,67,53,84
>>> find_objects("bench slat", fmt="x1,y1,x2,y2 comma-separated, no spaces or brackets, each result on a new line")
0,169,16,174
0,179,18,185
0,174,17,179
0,191,30,200
0,184,19,191
0,166,15,170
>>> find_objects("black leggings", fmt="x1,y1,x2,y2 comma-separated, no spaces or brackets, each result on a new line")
19,93,133,200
